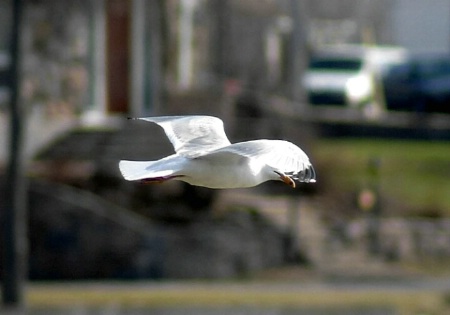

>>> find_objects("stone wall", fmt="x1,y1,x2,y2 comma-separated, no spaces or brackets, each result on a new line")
21,0,91,116
3,179,287,280
310,217,450,265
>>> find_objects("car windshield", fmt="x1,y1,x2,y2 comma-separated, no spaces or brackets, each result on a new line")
309,58,362,71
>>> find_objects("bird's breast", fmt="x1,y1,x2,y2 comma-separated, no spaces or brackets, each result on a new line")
181,157,268,189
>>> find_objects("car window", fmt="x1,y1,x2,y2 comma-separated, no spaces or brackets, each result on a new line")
309,58,362,71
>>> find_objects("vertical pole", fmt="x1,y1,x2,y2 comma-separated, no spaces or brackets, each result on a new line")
367,158,381,256
88,0,107,116
177,0,196,90
211,0,229,81
286,0,308,106
2,0,27,307
130,0,146,116
146,0,163,115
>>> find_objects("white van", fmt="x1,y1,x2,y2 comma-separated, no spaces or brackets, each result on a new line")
303,45,407,109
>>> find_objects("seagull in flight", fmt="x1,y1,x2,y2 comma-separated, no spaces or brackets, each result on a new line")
119,115,316,189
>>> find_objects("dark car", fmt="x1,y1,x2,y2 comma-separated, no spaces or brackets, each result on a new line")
383,55,450,114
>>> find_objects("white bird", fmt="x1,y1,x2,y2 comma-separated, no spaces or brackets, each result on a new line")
119,115,316,189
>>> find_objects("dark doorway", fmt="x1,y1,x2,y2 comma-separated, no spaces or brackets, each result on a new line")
106,0,130,113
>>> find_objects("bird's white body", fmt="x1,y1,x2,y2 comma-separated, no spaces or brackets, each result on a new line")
119,116,316,189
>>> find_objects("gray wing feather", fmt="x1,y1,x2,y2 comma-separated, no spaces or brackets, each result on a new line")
136,116,231,157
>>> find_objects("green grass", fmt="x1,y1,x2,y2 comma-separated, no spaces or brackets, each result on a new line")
26,282,449,314
314,139,450,216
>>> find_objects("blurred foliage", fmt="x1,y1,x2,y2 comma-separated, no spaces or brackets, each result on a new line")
315,138,450,217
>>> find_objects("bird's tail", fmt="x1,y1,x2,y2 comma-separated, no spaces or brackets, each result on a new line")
119,160,177,181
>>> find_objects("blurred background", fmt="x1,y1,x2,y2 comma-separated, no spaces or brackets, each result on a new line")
1,0,450,314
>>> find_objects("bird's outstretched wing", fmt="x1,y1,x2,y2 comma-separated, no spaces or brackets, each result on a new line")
206,139,316,183
134,116,231,158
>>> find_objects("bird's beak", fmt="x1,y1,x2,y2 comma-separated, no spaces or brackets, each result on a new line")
275,171,296,188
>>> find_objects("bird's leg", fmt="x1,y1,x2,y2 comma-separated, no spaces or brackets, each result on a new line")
140,177,166,184
274,171,296,188
139,175,185,185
